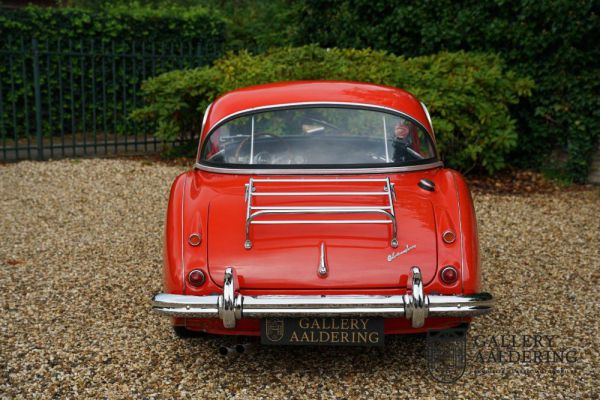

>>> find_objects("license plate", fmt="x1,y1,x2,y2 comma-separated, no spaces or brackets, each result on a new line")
261,317,384,347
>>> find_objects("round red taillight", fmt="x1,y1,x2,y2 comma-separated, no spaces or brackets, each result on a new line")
188,269,206,287
188,233,202,246
442,230,456,244
440,266,458,284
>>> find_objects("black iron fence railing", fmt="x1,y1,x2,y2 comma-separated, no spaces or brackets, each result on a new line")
0,37,223,161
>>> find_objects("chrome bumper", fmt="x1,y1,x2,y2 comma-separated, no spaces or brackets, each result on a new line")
152,267,494,328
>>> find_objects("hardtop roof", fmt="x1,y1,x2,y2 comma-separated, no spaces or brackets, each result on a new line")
201,81,433,142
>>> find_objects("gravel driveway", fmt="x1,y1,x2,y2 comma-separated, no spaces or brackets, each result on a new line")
1,159,598,399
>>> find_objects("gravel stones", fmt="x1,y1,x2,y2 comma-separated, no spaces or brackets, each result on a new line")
1,159,598,398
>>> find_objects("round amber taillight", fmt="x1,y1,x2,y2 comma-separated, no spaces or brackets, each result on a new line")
440,266,458,284
442,230,456,244
188,269,206,287
188,233,202,246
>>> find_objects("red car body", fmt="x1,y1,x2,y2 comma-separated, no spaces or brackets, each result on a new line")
153,81,493,341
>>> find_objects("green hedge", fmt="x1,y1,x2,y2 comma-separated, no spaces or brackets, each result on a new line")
0,5,225,42
0,6,226,140
291,0,599,182
133,46,533,174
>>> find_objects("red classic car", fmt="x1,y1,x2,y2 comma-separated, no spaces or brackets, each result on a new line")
152,81,493,347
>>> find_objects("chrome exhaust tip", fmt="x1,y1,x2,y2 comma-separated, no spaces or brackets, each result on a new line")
218,346,235,356
235,343,253,354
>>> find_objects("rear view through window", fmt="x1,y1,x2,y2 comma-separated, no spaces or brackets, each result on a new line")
201,107,437,167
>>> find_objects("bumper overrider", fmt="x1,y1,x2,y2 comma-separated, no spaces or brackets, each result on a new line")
152,267,494,329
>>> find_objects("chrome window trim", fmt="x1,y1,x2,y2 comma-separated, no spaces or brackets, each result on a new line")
205,102,433,138
420,101,434,136
201,102,213,134
196,102,213,159
193,160,444,175
197,101,438,164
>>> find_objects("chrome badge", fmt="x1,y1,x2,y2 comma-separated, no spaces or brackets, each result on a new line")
387,244,417,262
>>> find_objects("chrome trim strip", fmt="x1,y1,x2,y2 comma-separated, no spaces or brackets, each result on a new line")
252,178,390,182
194,161,444,175
420,101,434,136
180,176,187,294
249,115,255,164
245,209,397,247
251,206,393,211
251,220,392,224
152,267,494,328
383,115,389,162
201,102,213,136
252,191,389,196
451,172,465,292
197,102,213,160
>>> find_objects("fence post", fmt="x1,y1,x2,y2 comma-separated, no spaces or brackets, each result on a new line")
32,38,43,161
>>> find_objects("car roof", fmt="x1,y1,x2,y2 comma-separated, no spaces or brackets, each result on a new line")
201,81,433,142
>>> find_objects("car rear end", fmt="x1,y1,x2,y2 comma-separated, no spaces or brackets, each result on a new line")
152,81,493,345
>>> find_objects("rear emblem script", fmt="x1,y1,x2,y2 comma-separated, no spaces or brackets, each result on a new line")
387,244,416,262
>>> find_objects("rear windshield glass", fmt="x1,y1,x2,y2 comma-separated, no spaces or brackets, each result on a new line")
200,107,436,167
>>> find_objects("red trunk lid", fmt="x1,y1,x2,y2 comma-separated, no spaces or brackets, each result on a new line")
206,180,437,289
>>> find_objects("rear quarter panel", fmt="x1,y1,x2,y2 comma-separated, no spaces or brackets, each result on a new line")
451,171,481,293
163,173,187,294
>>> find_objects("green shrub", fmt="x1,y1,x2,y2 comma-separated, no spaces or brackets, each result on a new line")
292,0,600,182
133,46,533,174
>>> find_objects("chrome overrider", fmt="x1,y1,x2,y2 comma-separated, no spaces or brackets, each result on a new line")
152,266,494,329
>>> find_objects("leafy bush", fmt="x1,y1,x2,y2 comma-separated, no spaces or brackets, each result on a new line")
292,0,600,182
133,46,533,173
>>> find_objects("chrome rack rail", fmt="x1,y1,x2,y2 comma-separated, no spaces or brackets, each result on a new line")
244,177,398,249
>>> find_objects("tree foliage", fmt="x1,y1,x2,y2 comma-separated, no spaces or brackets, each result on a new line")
292,0,600,182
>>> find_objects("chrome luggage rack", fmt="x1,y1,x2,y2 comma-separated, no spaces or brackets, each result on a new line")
244,177,398,249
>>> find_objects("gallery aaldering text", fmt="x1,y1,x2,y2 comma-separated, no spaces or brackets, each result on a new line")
472,335,578,363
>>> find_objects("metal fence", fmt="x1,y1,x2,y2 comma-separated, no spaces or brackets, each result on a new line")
0,37,223,161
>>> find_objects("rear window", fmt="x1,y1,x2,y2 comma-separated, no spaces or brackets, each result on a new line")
200,106,436,168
